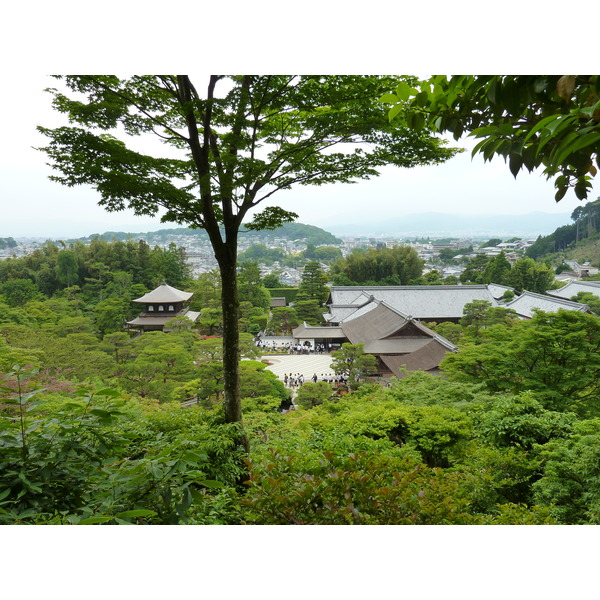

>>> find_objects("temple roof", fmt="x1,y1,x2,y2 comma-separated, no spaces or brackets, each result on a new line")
133,283,193,303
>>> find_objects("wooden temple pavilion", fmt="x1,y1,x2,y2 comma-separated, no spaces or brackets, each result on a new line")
126,283,200,332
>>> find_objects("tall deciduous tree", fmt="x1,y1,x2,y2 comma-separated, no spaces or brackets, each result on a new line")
38,75,458,446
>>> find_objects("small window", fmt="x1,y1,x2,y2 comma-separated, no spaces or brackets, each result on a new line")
169,305,174,311
148,305,154,312
158,305,164,312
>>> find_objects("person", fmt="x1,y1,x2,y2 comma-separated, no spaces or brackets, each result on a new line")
284,373,288,386
312,373,318,383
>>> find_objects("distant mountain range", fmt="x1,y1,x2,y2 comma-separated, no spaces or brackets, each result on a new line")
49,212,574,245
323,212,573,238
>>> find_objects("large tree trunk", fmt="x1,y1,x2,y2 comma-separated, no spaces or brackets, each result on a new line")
216,245,250,453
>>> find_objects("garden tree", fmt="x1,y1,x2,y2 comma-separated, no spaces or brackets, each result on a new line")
479,238,503,249
292,298,325,325
197,307,223,335
297,261,329,304
55,250,79,288
331,343,378,390
423,321,463,345
101,331,133,363
441,309,600,414
1,278,42,308
267,306,300,335
460,300,494,342
237,262,271,311
482,251,512,285
261,273,282,288
39,75,458,441
117,339,196,399
507,257,556,294
163,314,195,332
295,381,333,409
331,245,423,285
179,360,287,406
93,297,128,336
383,75,600,201
571,291,600,315
188,270,221,312
533,419,600,524
474,392,575,451
459,254,492,284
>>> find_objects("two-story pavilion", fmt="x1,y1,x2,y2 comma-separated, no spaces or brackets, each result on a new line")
126,283,200,332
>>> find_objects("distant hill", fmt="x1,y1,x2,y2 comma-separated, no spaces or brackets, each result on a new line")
324,211,572,238
74,222,343,247
526,198,600,265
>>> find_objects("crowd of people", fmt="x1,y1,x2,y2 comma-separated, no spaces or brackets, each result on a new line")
254,339,334,354
283,372,347,388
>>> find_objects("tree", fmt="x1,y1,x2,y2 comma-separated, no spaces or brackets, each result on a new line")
330,245,423,285
331,343,378,390
55,250,79,288
267,306,300,335
482,251,512,286
297,261,329,305
1,278,41,308
382,75,600,201
39,75,459,443
507,257,555,294
442,309,600,413
571,291,600,315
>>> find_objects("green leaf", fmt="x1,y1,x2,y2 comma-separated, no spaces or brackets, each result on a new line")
78,515,115,525
200,480,224,489
115,509,157,519
509,153,523,178
395,81,416,102
387,103,404,122
378,93,398,104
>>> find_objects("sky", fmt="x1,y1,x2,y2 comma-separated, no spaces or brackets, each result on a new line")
0,73,596,239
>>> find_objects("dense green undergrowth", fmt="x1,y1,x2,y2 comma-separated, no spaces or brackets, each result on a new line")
3,361,599,525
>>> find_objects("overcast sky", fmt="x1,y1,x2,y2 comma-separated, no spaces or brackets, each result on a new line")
0,74,593,239
1,4,597,242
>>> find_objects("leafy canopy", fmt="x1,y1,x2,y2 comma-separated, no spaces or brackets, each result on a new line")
382,75,600,201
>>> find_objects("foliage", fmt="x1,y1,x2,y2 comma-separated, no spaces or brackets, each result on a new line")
0,366,245,524
296,261,329,305
242,448,476,525
331,245,423,285
330,343,378,390
383,75,600,201
442,309,600,414
295,381,333,409
267,306,300,335
571,291,600,315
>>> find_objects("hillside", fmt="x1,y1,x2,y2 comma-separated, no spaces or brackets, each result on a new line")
74,222,342,247
526,198,600,266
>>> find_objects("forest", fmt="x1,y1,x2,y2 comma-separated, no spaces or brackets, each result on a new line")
2,237,600,525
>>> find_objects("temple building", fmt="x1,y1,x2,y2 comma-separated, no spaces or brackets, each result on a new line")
126,283,200,332
292,299,457,379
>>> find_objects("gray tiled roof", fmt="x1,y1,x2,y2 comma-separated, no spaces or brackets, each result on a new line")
546,280,600,300
505,291,589,318
328,285,499,320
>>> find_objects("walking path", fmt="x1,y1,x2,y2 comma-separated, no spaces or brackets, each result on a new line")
261,354,335,381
